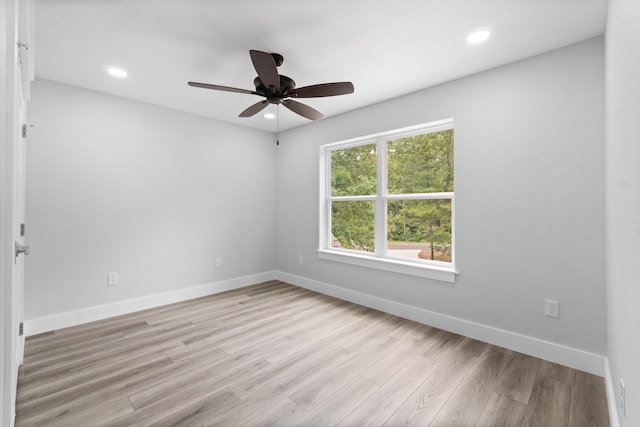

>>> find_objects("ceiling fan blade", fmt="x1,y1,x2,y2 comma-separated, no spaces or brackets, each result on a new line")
283,99,324,121
239,100,269,117
188,82,255,95
291,82,354,98
250,50,280,91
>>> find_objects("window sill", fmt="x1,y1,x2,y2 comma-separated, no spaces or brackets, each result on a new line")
316,249,458,283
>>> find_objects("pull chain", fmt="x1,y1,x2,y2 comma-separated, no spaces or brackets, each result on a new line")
276,105,280,146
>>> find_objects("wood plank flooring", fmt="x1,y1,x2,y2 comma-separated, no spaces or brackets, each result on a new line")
15,281,610,426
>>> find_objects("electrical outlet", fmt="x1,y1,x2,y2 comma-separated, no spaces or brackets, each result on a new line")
215,258,222,269
107,272,118,286
620,377,626,416
545,299,559,318
297,254,303,265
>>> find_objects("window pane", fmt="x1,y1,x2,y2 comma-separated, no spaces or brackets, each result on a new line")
331,200,375,252
387,129,454,194
331,143,377,196
387,199,452,262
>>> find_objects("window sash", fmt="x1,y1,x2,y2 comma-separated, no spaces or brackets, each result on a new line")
326,195,454,266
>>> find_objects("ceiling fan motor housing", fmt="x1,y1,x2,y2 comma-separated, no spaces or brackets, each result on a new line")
253,75,296,104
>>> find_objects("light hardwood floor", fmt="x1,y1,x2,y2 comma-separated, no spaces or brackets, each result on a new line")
15,281,610,426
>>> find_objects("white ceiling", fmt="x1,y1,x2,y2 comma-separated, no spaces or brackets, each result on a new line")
34,0,607,133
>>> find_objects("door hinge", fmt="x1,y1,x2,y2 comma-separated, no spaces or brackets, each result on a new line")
21,223,26,237
19,322,24,336
22,123,34,138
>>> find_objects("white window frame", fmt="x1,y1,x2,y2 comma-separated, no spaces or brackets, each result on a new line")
318,119,457,283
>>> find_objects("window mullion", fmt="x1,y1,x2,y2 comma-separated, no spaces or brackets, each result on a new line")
323,146,331,249
376,138,387,257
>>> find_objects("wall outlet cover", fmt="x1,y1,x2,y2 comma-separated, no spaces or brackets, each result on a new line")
108,272,118,286
545,299,559,318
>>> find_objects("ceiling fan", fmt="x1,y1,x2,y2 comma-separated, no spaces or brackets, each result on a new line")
188,50,354,121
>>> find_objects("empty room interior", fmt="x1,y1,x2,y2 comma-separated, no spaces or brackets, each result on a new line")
2,0,639,426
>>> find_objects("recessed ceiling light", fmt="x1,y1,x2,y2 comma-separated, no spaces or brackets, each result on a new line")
466,28,492,45
264,113,276,119
105,66,128,78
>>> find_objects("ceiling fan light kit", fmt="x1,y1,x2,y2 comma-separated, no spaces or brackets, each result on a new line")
188,50,354,121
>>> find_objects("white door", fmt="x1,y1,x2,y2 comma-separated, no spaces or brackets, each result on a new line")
14,68,28,365
2,1,32,424
3,78,27,425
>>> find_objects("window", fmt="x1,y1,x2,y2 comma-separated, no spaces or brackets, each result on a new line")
318,119,456,282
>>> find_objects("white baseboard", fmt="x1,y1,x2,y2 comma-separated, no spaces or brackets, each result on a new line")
24,271,277,336
603,357,621,427
276,271,606,377
24,270,606,378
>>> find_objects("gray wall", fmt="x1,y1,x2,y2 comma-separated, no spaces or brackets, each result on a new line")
25,79,276,319
606,0,640,424
276,38,606,355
